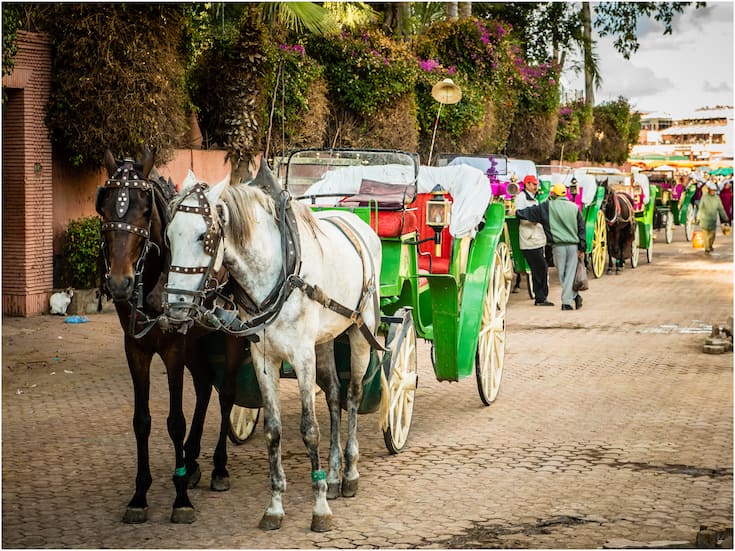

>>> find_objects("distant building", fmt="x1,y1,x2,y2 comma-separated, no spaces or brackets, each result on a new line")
630,107,733,168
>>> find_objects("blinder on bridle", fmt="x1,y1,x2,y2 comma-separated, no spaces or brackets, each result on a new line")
163,182,226,322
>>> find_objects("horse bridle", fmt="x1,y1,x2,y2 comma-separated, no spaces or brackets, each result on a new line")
96,161,161,337
163,182,229,324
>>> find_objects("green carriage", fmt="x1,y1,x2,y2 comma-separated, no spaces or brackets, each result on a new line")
283,148,509,453
642,166,698,242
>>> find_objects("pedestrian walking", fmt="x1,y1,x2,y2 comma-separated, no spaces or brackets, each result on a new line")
696,181,729,255
514,174,553,306
516,183,586,311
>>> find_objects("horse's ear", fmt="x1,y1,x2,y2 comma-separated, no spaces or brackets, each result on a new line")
104,149,117,177
181,170,197,191
141,148,154,178
206,174,230,204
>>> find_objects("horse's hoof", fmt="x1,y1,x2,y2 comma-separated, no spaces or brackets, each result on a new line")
171,506,195,524
311,514,333,532
187,464,202,489
341,477,359,498
210,475,230,492
327,482,341,500
258,513,283,530
122,507,148,524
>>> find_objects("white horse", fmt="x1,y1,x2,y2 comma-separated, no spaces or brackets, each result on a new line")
164,171,383,532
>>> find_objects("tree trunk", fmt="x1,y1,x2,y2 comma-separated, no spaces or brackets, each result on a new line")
459,2,472,19
446,2,458,21
582,1,594,108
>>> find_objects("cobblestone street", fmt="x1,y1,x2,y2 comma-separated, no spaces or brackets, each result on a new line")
2,229,732,548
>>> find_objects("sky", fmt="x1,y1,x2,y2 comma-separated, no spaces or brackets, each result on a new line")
561,1,734,118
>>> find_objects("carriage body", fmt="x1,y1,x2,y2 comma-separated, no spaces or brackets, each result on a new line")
643,167,679,243
285,148,508,436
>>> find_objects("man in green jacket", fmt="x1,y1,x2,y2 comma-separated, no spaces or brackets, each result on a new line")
697,181,729,255
516,183,587,311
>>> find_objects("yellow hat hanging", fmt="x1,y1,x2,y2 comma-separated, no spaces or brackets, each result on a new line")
431,79,462,105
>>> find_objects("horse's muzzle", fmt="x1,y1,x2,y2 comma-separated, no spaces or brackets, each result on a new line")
107,275,135,302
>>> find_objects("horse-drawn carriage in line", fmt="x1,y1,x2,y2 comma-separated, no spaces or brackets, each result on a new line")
597,170,657,268
641,165,698,242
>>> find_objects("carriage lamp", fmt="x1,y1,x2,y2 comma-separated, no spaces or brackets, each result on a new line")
506,175,520,198
661,189,671,205
569,177,579,198
426,188,451,257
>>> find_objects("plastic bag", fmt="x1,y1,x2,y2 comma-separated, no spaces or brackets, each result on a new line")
573,261,589,292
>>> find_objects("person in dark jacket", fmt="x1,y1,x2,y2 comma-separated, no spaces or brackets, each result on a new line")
515,183,587,310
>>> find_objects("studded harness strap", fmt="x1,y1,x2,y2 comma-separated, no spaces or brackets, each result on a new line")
96,161,160,338
164,182,226,319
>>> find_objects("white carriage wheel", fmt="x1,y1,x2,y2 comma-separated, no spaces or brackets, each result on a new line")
591,209,608,279
665,211,674,244
382,308,418,454
475,247,507,406
685,204,696,241
496,241,513,306
228,405,260,445
630,224,640,268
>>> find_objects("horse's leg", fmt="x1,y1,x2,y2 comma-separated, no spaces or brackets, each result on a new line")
183,344,212,490
122,339,154,523
159,341,195,524
252,352,287,530
315,341,343,500
208,335,243,492
293,346,333,532
341,327,369,499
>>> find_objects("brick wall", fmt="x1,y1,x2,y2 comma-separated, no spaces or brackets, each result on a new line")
2,32,53,317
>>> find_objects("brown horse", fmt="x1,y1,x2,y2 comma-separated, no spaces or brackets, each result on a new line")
603,184,637,273
96,149,246,524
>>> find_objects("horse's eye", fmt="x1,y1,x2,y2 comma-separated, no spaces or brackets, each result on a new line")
197,233,205,242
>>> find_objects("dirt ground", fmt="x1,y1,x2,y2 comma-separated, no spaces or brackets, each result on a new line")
2,227,733,548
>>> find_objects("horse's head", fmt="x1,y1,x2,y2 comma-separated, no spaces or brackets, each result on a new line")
96,149,159,302
164,171,229,323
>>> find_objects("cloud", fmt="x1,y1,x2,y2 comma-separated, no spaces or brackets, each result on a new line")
703,81,734,94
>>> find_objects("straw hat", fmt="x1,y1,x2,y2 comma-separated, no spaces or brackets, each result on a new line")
431,78,462,105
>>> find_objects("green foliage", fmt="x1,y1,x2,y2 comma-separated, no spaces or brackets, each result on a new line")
42,4,189,168
515,61,560,114
414,18,520,143
2,4,22,77
270,43,324,123
307,29,417,119
554,98,591,161
590,97,640,164
63,216,101,289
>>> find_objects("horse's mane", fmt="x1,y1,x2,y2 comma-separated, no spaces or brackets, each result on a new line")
221,184,318,245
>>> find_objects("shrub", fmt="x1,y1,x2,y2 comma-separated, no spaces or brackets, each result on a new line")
63,216,101,289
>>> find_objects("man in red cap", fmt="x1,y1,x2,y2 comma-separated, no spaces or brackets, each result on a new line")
515,174,553,306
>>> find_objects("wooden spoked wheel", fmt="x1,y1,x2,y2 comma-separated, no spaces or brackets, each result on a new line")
664,212,674,244
227,406,260,445
685,204,696,241
475,247,507,406
630,224,640,268
496,241,513,306
591,209,608,278
647,232,654,263
382,308,418,455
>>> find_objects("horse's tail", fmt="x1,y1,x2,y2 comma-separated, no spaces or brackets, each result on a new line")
377,368,391,432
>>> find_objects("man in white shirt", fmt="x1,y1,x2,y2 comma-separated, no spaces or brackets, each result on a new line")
514,175,553,306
